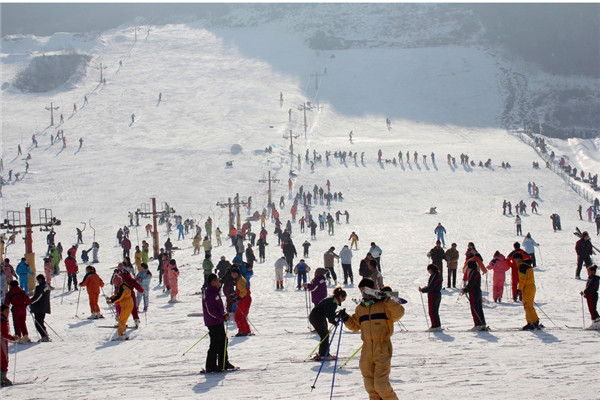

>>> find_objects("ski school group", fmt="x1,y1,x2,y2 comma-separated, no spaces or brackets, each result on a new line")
1,180,600,398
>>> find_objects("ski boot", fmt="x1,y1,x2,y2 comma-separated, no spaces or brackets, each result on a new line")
522,323,535,330
134,319,141,329
1,370,13,387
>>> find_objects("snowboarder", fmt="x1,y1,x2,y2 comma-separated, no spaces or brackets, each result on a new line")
308,287,347,361
202,274,236,372
340,278,404,399
419,264,443,331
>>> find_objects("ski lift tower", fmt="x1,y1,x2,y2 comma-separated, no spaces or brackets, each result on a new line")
1,205,61,294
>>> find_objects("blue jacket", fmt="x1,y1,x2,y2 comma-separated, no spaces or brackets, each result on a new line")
16,260,33,277
294,262,310,275
434,226,446,236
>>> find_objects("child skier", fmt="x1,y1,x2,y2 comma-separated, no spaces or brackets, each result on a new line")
419,264,443,331
462,261,487,331
79,266,105,319
230,267,252,336
136,263,152,312
340,278,404,399
581,265,599,329
106,275,133,340
308,286,347,361
304,268,328,306
294,259,310,289
487,251,511,302
302,240,311,257
43,257,54,289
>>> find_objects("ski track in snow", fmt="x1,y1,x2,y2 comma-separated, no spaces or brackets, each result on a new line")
1,23,600,399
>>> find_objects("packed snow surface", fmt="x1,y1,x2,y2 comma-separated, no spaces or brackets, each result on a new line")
1,22,599,399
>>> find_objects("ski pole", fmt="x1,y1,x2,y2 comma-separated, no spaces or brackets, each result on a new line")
339,345,362,369
304,288,311,330
329,318,344,400
537,246,544,268
534,301,559,328
28,311,41,341
419,291,429,328
42,318,64,341
13,339,17,384
305,324,335,361
182,331,209,356
60,273,67,304
311,318,341,390
222,319,229,370
397,320,408,332
100,287,116,316
581,294,586,329
234,302,260,335
75,286,82,317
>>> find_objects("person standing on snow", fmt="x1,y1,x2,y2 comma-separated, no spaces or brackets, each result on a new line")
16,258,33,291
339,278,404,399
167,260,180,303
1,304,15,386
581,265,599,329
309,287,347,361
419,264,443,331
274,256,287,290
79,266,104,319
462,260,487,331
427,241,446,288
106,274,133,340
514,253,543,330
444,243,459,288
434,223,446,247
369,242,383,272
282,239,297,274
323,247,340,285
30,274,51,342
487,251,511,302
348,232,359,250
522,233,539,267
202,274,236,373
575,231,595,280
64,252,79,291
230,267,252,336
3,281,31,342
135,263,152,312
515,215,522,236
294,259,311,289
304,268,328,306
339,245,354,285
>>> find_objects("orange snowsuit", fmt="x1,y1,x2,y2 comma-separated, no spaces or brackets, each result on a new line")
109,283,133,335
344,298,405,400
518,262,539,324
80,272,104,313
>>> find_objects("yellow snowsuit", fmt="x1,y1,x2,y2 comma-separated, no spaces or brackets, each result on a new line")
518,262,538,324
109,283,133,336
344,298,405,400
134,251,142,272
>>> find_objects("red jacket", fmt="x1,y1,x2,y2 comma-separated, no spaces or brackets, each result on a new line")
1,313,15,342
65,255,78,274
4,286,31,311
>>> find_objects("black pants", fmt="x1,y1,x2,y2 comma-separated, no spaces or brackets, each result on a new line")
34,313,48,338
325,266,337,283
68,273,78,290
123,249,130,259
577,255,593,278
158,268,163,284
341,264,353,284
309,315,331,357
428,292,441,328
447,269,457,288
259,248,265,260
469,290,486,326
206,323,229,372
285,256,294,273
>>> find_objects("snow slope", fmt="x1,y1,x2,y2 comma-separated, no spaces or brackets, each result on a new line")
1,22,599,399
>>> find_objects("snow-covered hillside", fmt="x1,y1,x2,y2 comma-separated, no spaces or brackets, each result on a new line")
1,22,599,399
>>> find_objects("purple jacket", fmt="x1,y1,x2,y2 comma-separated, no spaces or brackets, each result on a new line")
306,275,327,305
202,285,225,327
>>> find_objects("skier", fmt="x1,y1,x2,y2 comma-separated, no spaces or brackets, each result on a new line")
1,304,14,386
16,258,33,291
79,266,105,319
348,231,359,249
202,236,213,259
522,233,539,267
323,247,340,285
575,231,595,279
580,265,599,329
202,274,236,373
487,251,511,302
167,260,180,303
177,222,185,240
135,263,152,312
304,268,328,306
308,287,347,361
294,260,310,289
282,239,297,274
444,243,459,288
30,274,51,342
302,240,311,258
274,256,287,290
339,245,353,285
64,252,79,291
3,281,31,342
419,264,443,331
340,278,404,399
515,215,522,236
43,257,53,289
434,223,446,247
106,274,133,340
215,256,231,280
514,253,542,330
427,241,446,288
230,267,252,336
369,242,383,271
463,260,487,331
257,237,268,263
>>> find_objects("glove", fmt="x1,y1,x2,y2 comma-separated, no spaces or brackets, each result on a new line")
336,309,349,322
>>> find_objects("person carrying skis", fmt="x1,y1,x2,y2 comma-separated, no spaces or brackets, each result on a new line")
29,274,51,342
339,278,404,399
462,260,487,331
308,286,347,361
487,251,511,302
434,223,446,247
202,274,236,373
323,247,340,285
3,281,31,342
339,245,354,285
514,253,542,330
79,266,104,319
575,231,595,280
294,259,311,289
230,267,252,336
106,274,133,340
304,268,328,306
1,304,15,386
581,265,599,329
419,264,443,331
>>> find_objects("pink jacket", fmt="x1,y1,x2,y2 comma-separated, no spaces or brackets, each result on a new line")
167,265,179,296
487,254,510,284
